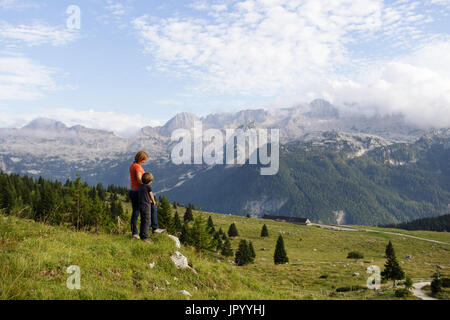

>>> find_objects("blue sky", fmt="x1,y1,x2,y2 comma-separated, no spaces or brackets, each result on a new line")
0,0,449,135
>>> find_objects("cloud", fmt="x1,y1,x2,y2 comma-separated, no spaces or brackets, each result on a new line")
0,21,79,47
0,56,57,100
325,41,450,128
132,0,449,128
132,0,439,95
0,108,165,137
0,0,39,10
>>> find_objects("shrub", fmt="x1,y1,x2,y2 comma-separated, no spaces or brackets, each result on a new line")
441,278,450,288
404,275,413,289
431,278,443,294
347,251,364,260
336,285,365,292
395,288,410,298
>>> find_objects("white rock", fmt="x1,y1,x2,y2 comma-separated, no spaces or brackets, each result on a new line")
165,280,171,286
313,248,317,252
149,262,155,269
168,235,181,249
174,277,178,281
180,290,192,297
171,251,197,274
353,272,360,277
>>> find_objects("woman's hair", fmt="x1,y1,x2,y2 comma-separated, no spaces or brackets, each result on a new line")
135,151,149,163
142,172,154,184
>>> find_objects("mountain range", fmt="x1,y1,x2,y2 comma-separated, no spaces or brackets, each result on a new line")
1,100,448,225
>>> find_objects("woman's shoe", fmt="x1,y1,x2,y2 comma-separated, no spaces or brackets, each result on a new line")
132,234,140,240
153,229,167,234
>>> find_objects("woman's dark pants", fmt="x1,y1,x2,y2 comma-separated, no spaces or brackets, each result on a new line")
129,190,140,236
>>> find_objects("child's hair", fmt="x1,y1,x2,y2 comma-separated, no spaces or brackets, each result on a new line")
135,151,149,163
142,172,154,184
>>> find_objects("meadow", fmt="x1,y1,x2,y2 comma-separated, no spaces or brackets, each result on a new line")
1,206,449,300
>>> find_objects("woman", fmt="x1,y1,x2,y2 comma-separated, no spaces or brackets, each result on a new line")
129,151,148,239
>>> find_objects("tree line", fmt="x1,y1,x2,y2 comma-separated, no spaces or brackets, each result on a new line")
0,172,126,232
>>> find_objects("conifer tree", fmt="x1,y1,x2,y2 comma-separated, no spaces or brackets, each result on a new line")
228,223,239,237
213,231,223,251
96,183,106,202
184,206,194,223
207,216,215,234
249,241,256,263
381,241,405,285
221,235,233,257
174,212,183,233
261,224,269,237
190,213,212,252
110,200,124,219
274,234,289,265
235,240,252,266
0,178,17,214
385,241,395,258
158,195,175,234
65,174,90,230
179,223,191,245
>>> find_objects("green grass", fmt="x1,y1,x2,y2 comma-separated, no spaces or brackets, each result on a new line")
1,208,449,300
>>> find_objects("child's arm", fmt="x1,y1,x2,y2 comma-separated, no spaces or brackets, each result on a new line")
149,191,156,205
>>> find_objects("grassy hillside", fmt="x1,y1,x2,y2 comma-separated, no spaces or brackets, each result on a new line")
1,208,449,300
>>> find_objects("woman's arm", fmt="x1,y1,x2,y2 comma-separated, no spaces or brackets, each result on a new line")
136,171,144,186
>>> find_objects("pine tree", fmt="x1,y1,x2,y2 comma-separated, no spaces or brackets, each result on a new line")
110,200,124,219
64,174,90,230
381,241,405,285
235,240,252,266
228,223,239,237
158,195,175,234
385,241,395,258
190,213,212,252
213,231,223,251
207,216,215,234
274,235,289,265
179,223,191,245
261,224,269,237
96,183,106,202
221,235,233,257
249,241,256,263
174,212,183,233
0,178,17,214
184,206,194,223
173,201,177,209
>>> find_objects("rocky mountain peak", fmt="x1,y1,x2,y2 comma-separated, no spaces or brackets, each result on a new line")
22,118,68,132
306,99,340,119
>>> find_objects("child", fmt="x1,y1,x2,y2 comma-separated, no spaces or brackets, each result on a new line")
138,173,166,241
